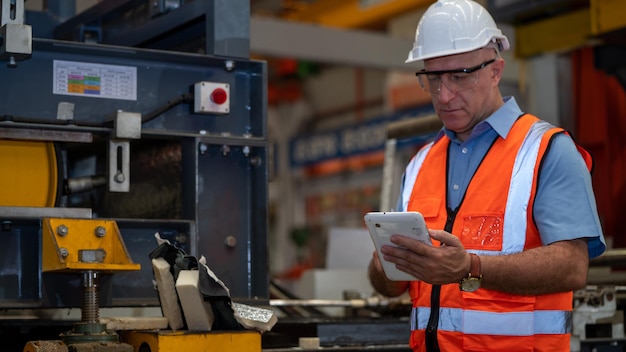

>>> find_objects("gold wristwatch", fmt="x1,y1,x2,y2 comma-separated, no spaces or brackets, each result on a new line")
459,253,482,292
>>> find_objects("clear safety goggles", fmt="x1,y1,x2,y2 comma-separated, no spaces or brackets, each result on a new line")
415,58,496,95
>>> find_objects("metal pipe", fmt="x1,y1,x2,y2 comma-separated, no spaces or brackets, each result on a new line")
65,175,107,194
386,114,441,140
270,297,409,308
589,249,626,267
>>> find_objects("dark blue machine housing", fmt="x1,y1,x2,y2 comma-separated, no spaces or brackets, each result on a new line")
0,38,269,309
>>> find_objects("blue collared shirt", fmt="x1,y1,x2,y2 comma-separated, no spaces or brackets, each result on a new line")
398,97,606,258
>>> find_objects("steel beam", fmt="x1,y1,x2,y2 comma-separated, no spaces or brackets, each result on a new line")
514,0,626,58
590,0,626,35
486,0,588,25
282,0,432,29
514,8,591,58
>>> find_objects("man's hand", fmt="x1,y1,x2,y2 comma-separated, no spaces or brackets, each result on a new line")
381,229,470,285
379,229,589,295
368,250,409,297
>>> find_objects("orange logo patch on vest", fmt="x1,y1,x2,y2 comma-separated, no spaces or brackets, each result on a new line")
460,214,503,251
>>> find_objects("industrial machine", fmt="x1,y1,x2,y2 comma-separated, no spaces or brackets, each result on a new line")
0,1,268,350
0,1,411,350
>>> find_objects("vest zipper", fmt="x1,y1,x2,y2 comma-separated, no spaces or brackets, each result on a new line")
425,207,457,352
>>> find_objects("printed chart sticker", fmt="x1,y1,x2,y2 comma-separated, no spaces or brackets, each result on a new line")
53,60,137,101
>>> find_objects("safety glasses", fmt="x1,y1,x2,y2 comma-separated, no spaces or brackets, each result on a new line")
415,58,496,95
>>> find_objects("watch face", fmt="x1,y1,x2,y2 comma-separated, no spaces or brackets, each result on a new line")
461,277,481,292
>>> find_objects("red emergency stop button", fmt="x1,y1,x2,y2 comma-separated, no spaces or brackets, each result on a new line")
194,82,229,114
211,88,228,105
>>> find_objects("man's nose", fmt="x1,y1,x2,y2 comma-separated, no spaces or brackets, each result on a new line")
437,79,455,102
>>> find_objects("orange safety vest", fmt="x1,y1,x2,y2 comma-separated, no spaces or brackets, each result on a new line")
403,114,592,352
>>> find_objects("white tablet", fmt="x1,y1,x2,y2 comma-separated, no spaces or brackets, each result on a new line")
364,211,431,281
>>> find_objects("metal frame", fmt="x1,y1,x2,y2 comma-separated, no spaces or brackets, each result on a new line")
53,0,250,59
0,38,268,307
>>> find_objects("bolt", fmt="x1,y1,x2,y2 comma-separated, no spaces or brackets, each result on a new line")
242,146,250,157
59,247,69,258
250,156,262,167
224,60,235,72
225,236,237,248
199,142,208,155
221,144,230,156
114,172,125,183
95,226,106,237
7,56,17,69
57,225,69,237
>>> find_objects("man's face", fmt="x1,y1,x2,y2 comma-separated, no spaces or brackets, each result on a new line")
422,48,503,140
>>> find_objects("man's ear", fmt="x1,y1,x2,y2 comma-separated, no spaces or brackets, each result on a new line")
491,58,505,83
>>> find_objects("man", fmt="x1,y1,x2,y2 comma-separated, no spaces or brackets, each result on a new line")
367,1,606,351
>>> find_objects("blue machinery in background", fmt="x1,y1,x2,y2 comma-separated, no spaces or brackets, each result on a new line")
0,1,269,350
0,0,268,310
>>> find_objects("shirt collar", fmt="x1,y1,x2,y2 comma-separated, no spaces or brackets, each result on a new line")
485,96,523,139
435,96,523,142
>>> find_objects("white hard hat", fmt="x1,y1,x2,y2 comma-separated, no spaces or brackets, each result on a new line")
405,0,510,64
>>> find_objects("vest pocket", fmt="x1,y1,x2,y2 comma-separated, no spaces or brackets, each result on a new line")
410,197,442,219
460,213,504,251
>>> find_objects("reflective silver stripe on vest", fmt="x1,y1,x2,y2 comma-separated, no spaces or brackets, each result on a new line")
496,120,554,255
412,307,571,335
402,120,555,256
400,142,433,212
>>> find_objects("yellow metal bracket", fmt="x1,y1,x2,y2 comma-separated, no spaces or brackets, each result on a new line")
41,218,141,273
121,330,261,352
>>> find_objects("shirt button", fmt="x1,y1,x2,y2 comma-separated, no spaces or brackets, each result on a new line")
453,184,460,190
462,147,469,154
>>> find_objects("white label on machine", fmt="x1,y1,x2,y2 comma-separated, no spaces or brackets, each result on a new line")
53,60,137,101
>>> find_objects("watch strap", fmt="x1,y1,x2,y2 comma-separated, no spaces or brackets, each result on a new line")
469,253,481,278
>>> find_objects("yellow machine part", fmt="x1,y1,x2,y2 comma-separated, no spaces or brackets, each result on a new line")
41,218,141,273
23,340,69,352
121,330,261,352
591,0,626,35
0,140,58,207
515,0,626,58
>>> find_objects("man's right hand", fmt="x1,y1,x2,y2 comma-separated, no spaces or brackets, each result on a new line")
368,251,409,297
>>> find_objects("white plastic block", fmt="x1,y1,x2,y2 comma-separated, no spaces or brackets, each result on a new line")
175,270,215,331
152,257,184,330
